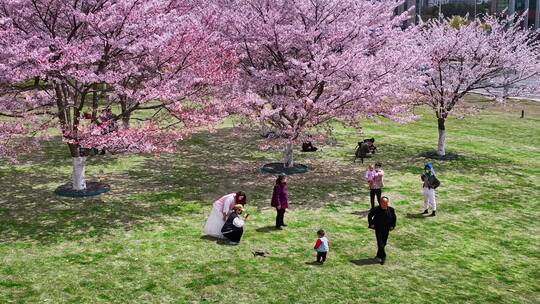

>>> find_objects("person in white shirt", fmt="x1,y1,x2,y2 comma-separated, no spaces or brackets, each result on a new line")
221,205,249,245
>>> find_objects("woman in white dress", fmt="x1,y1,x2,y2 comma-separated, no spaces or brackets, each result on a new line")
203,191,247,238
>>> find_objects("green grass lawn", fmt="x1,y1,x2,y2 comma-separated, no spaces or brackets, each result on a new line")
0,99,539,303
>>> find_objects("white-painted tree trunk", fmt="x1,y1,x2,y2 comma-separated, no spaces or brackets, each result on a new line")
437,117,446,157
72,156,87,190
284,142,294,168
437,128,446,156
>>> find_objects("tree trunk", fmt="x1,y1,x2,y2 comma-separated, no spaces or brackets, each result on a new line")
71,156,87,190
284,142,294,168
68,144,86,190
122,115,130,129
91,84,99,122
437,118,446,157
120,96,130,129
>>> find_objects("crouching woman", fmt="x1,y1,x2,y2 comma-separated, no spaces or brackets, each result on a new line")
221,205,249,245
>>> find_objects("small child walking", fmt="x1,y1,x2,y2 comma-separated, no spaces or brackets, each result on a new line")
313,229,329,264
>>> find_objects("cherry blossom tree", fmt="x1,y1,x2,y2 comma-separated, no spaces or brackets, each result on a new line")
218,0,419,167
0,0,235,190
415,15,540,156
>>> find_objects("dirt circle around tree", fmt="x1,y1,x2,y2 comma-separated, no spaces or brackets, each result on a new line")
260,163,309,175
419,151,461,161
54,182,111,198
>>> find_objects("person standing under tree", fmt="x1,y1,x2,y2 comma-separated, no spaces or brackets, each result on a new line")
368,197,396,265
421,162,440,217
365,164,376,208
271,174,289,229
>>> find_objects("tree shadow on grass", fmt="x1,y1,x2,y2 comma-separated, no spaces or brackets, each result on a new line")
0,164,192,244
125,128,364,209
370,142,520,179
0,128,365,244
8,135,121,168
351,258,380,266
419,151,462,161
0,116,535,245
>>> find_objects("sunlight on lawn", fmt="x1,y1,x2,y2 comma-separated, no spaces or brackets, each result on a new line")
0,101,539,303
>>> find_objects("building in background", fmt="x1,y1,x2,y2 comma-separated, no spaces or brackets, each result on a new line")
491,0,540,29
427,0,450,7
396,0,540,28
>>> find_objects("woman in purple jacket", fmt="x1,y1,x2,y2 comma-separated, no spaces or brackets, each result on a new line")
271,174,289,229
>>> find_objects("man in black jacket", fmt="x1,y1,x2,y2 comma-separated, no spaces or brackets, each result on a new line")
368,196,396,265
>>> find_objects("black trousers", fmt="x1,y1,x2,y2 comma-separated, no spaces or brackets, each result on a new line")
276,208,286,227
316,251,327,263
375,229,389,260
223,229,243,243
370,188,382,209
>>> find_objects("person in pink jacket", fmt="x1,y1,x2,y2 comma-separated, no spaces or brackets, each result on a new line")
271,174,289,229
366,162,384,209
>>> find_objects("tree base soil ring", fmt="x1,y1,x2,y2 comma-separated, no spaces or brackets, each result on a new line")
420,151,461,161
55,182,111,197
260,163,309,175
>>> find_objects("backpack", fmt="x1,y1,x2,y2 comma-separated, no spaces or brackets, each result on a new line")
355,142,369,158
429,175,440,189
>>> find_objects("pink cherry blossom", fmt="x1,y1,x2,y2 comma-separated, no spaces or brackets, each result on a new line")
414,14,540,156
0,0,235,189
216,0,420,166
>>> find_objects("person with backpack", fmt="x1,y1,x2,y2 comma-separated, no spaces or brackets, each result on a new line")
364,138,377,154
354,141,370,163
421,162,440,216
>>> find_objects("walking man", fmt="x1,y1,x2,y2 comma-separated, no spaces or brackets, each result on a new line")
368,196,396,265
